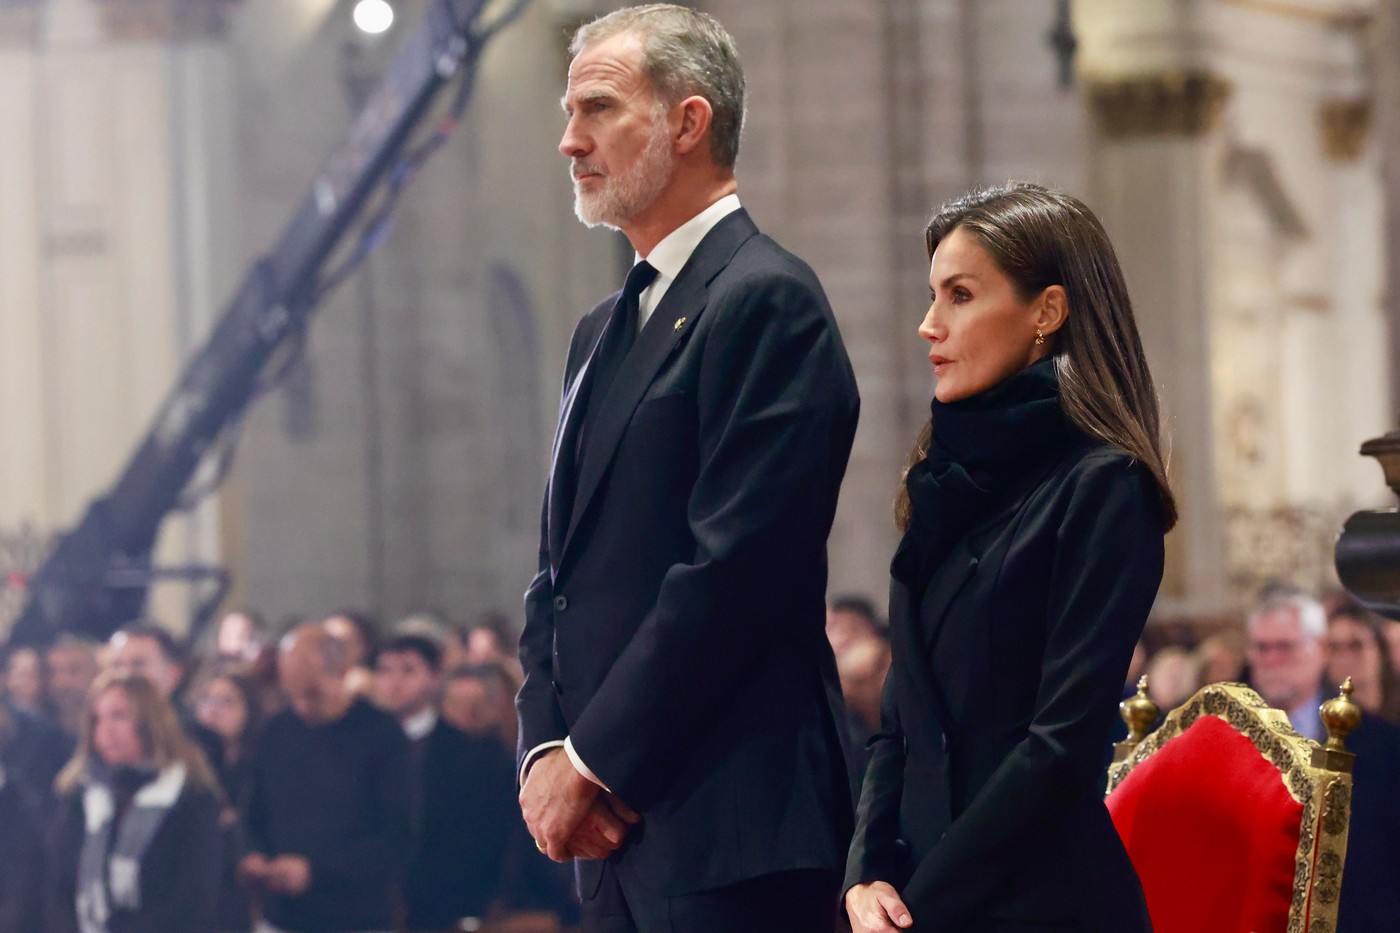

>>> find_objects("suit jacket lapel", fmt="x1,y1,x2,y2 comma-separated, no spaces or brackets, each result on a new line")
888,577,954,822
919,543,979,652
560,209,759,566
548,318,609,566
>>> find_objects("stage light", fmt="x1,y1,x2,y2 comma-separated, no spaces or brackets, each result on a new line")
353,0,394,35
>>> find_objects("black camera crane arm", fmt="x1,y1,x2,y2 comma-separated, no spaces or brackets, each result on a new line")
11,0,529,645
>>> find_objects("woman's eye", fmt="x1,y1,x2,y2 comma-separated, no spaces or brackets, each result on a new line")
952,288,971,303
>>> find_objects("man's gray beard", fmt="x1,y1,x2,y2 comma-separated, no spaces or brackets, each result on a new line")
573,121,675,230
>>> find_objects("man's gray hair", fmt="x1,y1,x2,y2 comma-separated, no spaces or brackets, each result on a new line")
571,4,746,171
1246,589,1327,641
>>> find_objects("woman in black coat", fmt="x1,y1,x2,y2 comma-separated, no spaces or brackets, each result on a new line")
844,183,1177,933
49,673,223,933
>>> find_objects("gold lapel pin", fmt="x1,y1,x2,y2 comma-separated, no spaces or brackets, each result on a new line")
673,316,687,332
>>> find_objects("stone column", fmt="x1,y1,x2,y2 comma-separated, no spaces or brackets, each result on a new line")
1077,0,1390,614
1379,0,1400,421
1076,0,1232,615
0,1,49,552
0,0,241,635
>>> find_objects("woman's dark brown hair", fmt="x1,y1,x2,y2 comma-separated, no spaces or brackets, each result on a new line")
1328,602,1400,724
896,182,1178,531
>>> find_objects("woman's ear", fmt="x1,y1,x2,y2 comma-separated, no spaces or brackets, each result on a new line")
673,95,714,156
1036,285,1069,336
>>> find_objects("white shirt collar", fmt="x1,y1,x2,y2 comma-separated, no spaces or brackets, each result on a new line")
403,707,437,741
637,193,742,280
634,194,742,329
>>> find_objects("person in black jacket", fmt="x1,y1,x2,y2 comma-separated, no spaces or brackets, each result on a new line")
241,621,412,933
0,704,45,933
517,7,858,930
844,183,1176,933
192,666,264,933
372,635,516,932
49,673,223,933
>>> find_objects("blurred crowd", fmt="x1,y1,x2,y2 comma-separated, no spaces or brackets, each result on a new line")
0,610,576,933
3,584,1399,932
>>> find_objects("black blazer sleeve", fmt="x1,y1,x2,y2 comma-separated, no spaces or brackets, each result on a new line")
567,269,857,810
516,312,603,768
517,491,567,762
844,672,907,893
901,454,1163,929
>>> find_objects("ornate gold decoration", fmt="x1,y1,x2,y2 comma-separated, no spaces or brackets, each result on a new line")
1358,431,1400,495
1106,683,1353,933
1222,503,1353,602
1312,678,1360,772
96,0,241,43
1086,70,1232,140
1113,675,1161,763
1320,98,1373,162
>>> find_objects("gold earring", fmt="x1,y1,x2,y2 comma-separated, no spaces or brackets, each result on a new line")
1035,330,1045,346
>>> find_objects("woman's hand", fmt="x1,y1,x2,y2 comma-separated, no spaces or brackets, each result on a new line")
846,881,914,932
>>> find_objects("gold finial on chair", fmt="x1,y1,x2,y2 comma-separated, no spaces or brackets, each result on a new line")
1113,675,1161,763
1312,677,1362,773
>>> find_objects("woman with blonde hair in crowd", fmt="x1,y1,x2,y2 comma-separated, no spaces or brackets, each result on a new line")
50,673,223,933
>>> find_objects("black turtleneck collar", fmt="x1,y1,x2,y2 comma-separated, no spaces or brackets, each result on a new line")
895,358,1082,590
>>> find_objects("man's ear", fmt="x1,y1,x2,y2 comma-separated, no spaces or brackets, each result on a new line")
1037,284,1069,336
673,95,714,156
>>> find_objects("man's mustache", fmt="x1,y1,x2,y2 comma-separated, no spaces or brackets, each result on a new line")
572,160,606,180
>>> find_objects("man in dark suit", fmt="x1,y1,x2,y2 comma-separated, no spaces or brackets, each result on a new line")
1247,589,1400,930
515,6,860,932
372,635,517,932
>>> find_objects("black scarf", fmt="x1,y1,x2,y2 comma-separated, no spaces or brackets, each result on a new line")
892,358,1079,592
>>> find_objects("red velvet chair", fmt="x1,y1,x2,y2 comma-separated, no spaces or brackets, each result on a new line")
1105,679,1359,933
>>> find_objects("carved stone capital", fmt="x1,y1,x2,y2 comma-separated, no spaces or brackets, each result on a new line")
1320,97,1373,161
0,0,45,49
96,0,240,42
1087,70,1233,140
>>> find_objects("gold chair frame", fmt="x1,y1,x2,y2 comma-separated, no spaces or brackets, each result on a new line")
1107,681,1356,933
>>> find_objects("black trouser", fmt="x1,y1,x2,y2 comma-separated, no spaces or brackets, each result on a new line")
582,862,840,933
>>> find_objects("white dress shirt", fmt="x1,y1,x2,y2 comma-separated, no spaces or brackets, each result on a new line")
403,706,437,742
521,193,744,790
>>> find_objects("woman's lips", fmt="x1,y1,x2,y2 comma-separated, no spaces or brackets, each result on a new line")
930,354,951,375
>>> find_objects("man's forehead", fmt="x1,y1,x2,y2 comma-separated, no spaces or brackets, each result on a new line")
565,33,647,97
1251,608,1310,638
115,636,161,657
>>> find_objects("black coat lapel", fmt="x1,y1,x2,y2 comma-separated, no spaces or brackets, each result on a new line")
888,577,955,794
918,543,979,652
560,209,759,565
547,316,610,565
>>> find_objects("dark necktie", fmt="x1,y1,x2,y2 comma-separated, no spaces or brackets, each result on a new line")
577,260,659,454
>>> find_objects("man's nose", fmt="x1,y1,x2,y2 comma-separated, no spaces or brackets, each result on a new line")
559,118,588,159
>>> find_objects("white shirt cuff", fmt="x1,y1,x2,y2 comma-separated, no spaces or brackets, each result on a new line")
564,737,610,792
519,740,565,787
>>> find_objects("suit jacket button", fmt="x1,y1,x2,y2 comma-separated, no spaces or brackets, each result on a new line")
553,595,568,612
552,679,564,696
